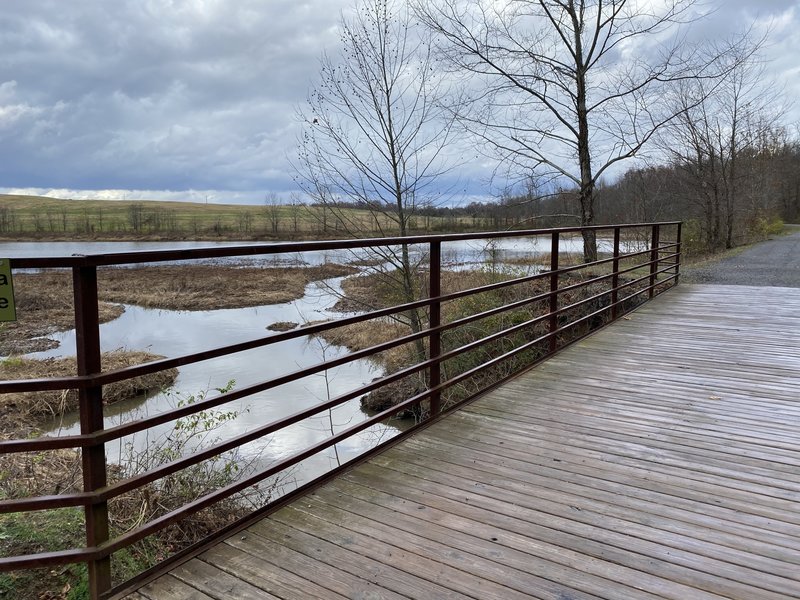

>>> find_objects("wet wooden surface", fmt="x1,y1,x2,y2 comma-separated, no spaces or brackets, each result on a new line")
128,284,800,599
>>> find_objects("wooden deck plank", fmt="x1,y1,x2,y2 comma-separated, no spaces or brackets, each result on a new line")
365,447,800,565
473,385,800,446
318,481,668,600
376,442,800,560
170,560,280,600
269,505,537,600
138,575,214,600
305,486,603,600
459,404,800,469
246,518,461,599
399,431,800,546
341,462,792,600
448,408,800,490
417,417,800,521
405,430,800,526
215,533,395,600
361,453,800,592
127,284,800,600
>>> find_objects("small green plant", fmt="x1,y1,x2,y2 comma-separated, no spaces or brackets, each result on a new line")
760,216,785,236
0,356,23,369
1,380,291,598
110,379,284,584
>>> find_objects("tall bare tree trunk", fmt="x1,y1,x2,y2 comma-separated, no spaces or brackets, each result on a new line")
573,14,597,263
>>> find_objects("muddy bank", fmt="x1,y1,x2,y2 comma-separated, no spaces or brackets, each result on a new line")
0,350,178,439
316,267,645,416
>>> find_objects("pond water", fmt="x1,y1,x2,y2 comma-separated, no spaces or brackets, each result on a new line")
0,234,614,267
22,274,390,491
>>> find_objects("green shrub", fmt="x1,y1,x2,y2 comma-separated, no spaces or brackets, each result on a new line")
749,215,784,239
765,216,785,235
679,219,708,257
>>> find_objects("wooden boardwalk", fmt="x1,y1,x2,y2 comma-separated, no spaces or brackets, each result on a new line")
127,284,800,600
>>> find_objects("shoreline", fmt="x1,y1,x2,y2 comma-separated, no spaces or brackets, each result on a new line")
0,350,178,440
2,262,357,356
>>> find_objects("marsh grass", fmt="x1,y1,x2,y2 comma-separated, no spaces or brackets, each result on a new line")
314,266,658,418
0,351,178,439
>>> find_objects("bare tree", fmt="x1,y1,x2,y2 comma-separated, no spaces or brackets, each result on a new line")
127,203,143,234
662,33,786,249
288,193,303,234
263,193,282,236
414,0,733,261
237,210,254,235
294,0,457,358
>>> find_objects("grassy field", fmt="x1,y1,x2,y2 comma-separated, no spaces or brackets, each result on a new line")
0,194,482,240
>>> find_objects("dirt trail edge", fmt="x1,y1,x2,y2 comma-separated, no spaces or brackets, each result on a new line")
682,226,800,288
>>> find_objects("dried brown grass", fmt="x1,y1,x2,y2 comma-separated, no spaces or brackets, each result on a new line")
97,263,356,310
1,271,123,355
322,268,528,374
0,351,177,438
335,268,544,316
0,448,83,499
313,320,412,373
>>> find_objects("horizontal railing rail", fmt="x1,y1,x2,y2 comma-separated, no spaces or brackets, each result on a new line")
0,222,681,599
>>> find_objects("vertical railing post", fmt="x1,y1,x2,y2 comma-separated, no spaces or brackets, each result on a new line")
548,232,559,354
611,227,621,320
73,265,111,599
428,241,441,417
675,222,682,284
649,224,661,299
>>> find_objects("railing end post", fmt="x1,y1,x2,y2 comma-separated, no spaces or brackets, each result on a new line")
73,265,111,599
675,222,682,285
649,224,661,299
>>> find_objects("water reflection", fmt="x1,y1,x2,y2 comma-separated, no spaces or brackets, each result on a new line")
30,276,399,489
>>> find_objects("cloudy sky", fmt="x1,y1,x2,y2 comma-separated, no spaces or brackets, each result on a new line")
1,0,798,205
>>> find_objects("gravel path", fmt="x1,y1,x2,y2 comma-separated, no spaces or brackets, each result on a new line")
682,226,800,287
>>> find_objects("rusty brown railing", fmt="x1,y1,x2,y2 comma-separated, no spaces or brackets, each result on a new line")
0,222,681,598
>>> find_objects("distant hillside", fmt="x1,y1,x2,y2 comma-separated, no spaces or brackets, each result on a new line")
0,194,416,240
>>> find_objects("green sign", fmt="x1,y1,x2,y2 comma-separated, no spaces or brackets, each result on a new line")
0,259,16,322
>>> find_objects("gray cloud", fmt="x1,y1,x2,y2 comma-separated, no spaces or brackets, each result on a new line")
0,0,352,194
0,0,797,201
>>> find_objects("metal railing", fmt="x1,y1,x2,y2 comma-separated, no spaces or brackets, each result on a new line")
0,222,681,598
